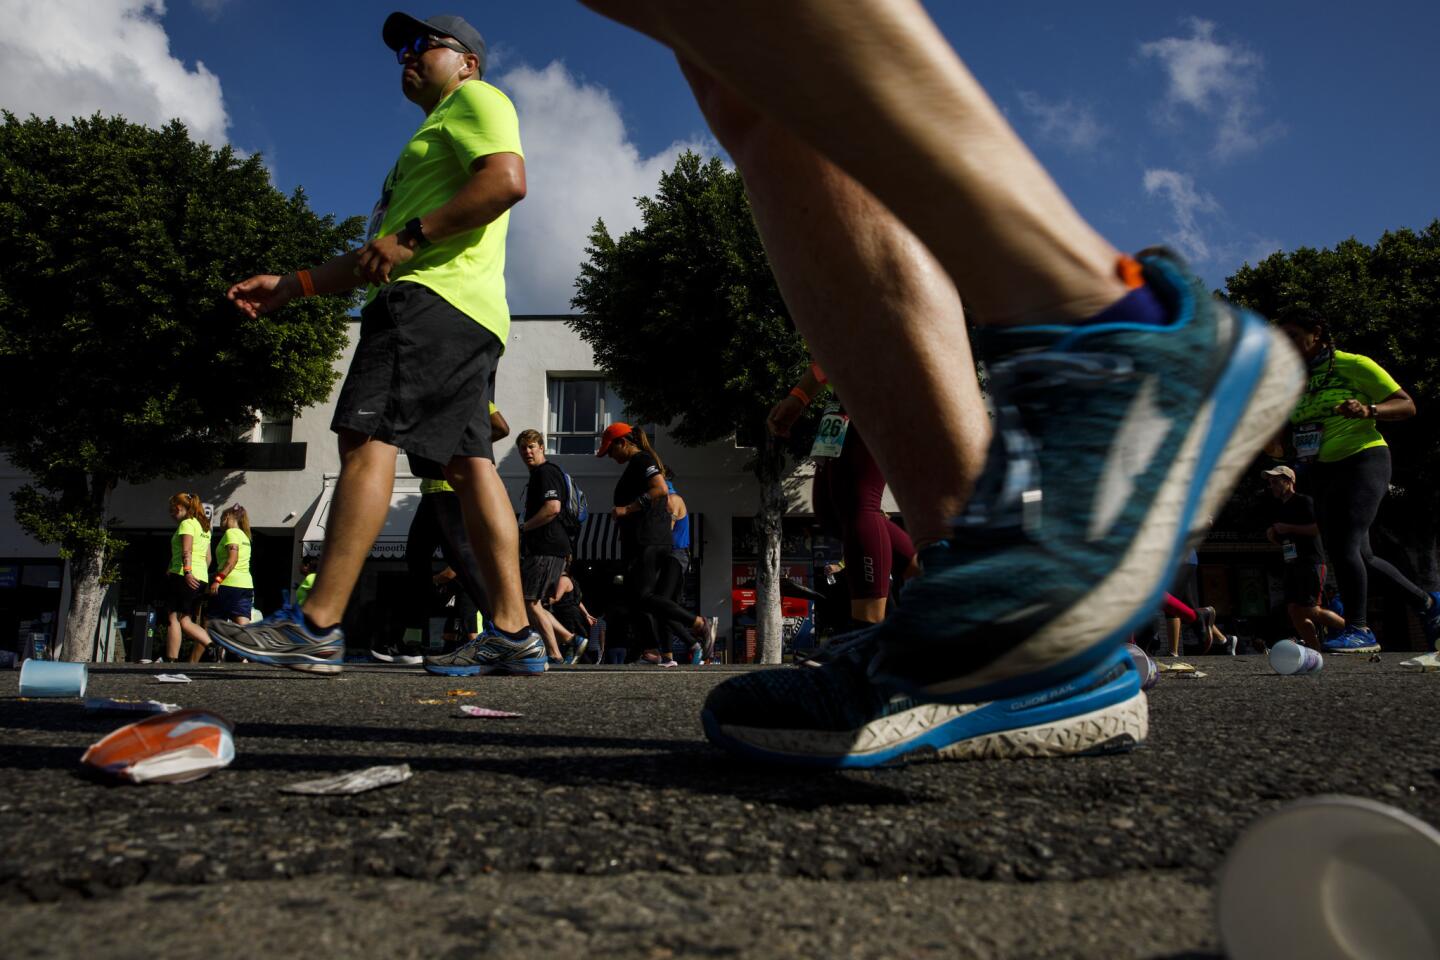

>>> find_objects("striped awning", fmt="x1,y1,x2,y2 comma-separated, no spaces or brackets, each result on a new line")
573,513,703,561
575,513,621,560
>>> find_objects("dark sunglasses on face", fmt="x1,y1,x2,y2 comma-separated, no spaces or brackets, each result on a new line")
395,34,468,64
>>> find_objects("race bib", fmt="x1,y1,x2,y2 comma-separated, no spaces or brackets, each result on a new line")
809,405,850,459
1282,541,1298,562
1293,421,1323,461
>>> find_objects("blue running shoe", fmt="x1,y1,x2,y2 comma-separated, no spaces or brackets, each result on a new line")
1322,625,1379,655
207,609,344,676
423,627,547,676
702,639,1146,768
869,253,1304,705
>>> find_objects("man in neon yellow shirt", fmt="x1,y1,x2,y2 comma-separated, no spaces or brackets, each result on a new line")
218,13,543,677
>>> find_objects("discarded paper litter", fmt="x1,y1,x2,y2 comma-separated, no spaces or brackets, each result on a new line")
81,709,235,784
280,764,413,795
457,705,523,719
154,673,192,684
84,697,180,715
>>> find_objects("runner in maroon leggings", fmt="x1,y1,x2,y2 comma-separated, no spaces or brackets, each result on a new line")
771,362,918,631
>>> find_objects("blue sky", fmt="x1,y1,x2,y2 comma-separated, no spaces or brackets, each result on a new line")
3,1,1437,312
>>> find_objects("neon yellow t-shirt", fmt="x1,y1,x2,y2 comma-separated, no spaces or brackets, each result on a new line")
362,81,523,344
214,528,253,590
169,518,209,578
419,403,500,494
1289,350,1401,463
295,572,315,607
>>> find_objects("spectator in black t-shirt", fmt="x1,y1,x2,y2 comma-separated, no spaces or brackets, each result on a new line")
518,429,577,663
1263,465,1343,649
598,422,708,666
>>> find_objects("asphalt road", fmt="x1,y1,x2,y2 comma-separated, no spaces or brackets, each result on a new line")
2,654,1438,959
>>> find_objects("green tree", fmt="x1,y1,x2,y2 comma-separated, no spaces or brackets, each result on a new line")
571,152,813,662
1225,221,1440,583
0,113,362,660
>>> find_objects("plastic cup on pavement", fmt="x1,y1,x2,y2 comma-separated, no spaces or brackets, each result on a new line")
1218,795,1440,959
1125,643,1158,690
1270,639,1323,676
18,659,88,697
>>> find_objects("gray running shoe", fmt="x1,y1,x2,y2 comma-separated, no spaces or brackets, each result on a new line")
423,627,547,676
207,610,344,676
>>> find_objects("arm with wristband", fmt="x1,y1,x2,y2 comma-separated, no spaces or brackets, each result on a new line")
767,361,829,438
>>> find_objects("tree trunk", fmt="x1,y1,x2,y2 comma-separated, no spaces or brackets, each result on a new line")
60,476,112,663
754,435,787,664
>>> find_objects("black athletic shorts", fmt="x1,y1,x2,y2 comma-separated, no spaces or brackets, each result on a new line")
209,585,254,620
333,281,503,467
521,554,566,602
1283,561,1324,607
165,573,205,618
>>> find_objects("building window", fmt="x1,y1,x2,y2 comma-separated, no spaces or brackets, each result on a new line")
257,409,293,444
546,378,627,454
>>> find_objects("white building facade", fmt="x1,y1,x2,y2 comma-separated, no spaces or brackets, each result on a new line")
3,315,895,659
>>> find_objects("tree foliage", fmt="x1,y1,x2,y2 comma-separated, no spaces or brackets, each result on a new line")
0,112,363,561
569,152,811,450
1225,222,1440,510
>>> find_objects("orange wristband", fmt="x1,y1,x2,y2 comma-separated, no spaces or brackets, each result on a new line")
809,362,828,385
789,386,811,407
296,269,316,297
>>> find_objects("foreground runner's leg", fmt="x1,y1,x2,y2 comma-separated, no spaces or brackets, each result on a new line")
208,430,394,675
584,0,1303,765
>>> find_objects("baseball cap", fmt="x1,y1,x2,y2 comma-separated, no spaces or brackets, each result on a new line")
596,422,632,458
383,12,488,77
1262,465,1296,482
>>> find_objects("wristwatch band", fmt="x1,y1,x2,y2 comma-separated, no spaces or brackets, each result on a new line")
403,217,431,248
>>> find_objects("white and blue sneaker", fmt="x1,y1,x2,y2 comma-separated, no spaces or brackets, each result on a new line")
207,606,345,676
424,627,547,676
868,252,1304,705
701,639,1146,769
1322,625,1380,655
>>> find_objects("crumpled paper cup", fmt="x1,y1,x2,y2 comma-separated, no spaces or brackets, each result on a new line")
81,709,235,784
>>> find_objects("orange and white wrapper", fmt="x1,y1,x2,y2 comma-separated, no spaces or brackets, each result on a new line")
81,709,235,784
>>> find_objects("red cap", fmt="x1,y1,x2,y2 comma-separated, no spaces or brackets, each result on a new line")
596,422,632,458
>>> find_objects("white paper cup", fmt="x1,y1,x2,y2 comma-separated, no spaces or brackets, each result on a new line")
1270,639,1323,676
18,659,88,697
1219,796,1440,959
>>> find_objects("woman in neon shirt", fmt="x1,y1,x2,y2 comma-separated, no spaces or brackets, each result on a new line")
209,504,255,631
163,492,213,661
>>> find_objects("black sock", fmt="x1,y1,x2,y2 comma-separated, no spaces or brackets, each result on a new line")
302,612,337,637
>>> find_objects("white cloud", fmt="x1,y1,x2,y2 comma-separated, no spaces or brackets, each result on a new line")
1140,18,1272,159
1143,168,1220,262
496,61,714,314
1016,91,1106,153
0,0,230,146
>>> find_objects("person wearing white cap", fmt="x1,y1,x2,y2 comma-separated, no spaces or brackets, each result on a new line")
1263,465,1341,651
216,11,545,677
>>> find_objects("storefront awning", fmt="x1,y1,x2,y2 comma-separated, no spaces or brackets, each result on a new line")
301,476,424,559
573,513,703,562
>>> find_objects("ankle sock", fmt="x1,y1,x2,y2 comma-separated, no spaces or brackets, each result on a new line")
1080,283,1168,328
495,624,533,642
301,612,337,637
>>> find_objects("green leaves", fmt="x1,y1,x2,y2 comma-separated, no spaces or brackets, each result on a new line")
1226,221,1440,517
570,153,812,456
0,112,363,556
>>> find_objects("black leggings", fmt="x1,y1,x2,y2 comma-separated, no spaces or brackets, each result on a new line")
612,545,696,653
1313,446,1427,628
406,491,491,642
